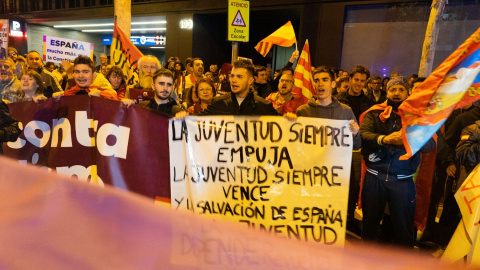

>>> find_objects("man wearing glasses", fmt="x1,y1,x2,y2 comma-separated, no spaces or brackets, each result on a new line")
266,73,305,115
7,47,17,62
367,75,386,104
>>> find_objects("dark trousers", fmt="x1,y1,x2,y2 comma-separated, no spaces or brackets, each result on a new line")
348,151,362,222
361,172,416,247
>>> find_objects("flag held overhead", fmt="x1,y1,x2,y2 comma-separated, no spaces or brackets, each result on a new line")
254,21,297,57
292,40,315,103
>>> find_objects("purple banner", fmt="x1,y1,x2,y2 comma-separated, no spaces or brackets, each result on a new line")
4,96,171,200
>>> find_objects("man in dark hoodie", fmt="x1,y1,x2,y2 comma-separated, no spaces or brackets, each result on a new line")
139,68,182,117
286,66,361,234
294,66,361,149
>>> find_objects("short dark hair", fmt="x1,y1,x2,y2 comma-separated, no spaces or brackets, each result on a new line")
411,77,426,87
152,68,174,82
370,75,381,81
233,59,254,77
254,65,266,77
73,55,95,71
192,58,203,66
350,65,370,80
45,62,55,69
312,66,334,81
106,66,126,85
185,57,193,67
337,76,350,86
280,66,294,76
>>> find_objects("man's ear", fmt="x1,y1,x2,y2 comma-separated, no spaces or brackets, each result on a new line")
248,76,255,85
331,81,336,89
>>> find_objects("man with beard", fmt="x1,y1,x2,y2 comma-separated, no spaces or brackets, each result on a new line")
126,55,161,100
359,76,435,247
185,58,205,90
0,58,21,103
183,58,205,107
266,73,304,114
62,55,119,101
139,68,182,116
26,50,63,98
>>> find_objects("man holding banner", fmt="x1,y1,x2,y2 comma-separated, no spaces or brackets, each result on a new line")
359,76,436,247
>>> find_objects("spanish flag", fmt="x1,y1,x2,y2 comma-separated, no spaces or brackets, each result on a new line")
292,40,315,103
110,22,144,87
254,21,296,57
398,28,480,160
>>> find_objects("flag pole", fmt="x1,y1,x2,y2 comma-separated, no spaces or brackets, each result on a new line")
295,42,297,51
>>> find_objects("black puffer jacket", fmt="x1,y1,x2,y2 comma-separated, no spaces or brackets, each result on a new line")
456,120,480,174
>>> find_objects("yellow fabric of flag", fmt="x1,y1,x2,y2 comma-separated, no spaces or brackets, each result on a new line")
443,163,480,267
254,21,296,57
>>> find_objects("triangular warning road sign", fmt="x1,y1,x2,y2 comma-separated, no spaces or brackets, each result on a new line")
232,10,246,27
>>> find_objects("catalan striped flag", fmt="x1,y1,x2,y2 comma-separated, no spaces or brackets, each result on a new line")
398,28,480,160
254,21,296,57
110,22,144,87
292,40,315,103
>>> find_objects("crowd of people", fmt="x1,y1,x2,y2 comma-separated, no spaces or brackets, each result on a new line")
0,46,474,251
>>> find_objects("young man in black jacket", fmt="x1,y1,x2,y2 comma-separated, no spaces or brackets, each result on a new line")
176,59,278,117
139,68,182,117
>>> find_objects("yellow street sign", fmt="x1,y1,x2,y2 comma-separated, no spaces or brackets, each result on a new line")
228,0,249,42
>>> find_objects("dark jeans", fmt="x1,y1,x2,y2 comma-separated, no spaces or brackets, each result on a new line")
361,172,416,247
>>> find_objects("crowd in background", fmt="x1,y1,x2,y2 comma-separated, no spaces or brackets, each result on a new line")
0,46,475,253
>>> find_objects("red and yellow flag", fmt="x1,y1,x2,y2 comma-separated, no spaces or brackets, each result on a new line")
254,21,296,57
292,40,315,104
110,23,144,86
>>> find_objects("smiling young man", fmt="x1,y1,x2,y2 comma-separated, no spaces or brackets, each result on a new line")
192,59,277,116
337,65,375,121
139,68,182,117
62,55,119,101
